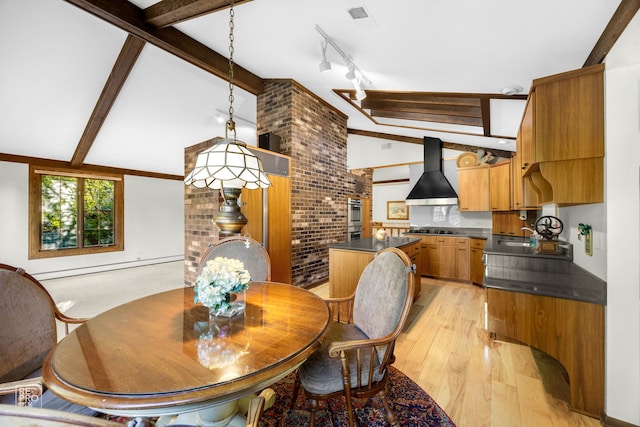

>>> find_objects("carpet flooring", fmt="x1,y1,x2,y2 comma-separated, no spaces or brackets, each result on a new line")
261,366,456,427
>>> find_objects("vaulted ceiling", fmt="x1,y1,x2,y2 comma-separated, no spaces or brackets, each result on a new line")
0,0,636,177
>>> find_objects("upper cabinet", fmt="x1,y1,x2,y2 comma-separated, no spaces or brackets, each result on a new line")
517,63,605,207
458,167,490,211
489,162,511,211
534,65,605,162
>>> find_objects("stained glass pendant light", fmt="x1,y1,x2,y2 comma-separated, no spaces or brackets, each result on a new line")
184,0,271,237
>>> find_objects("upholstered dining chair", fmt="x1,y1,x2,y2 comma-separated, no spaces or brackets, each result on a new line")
291,247,415,427
198,236,271,282
0,263,94,416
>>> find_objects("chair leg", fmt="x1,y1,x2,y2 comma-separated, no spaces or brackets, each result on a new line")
309,399,318,427
378,388,398,426
339,355,356,427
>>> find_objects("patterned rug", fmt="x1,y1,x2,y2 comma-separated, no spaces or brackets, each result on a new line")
102,366,455,426
260,366,455,427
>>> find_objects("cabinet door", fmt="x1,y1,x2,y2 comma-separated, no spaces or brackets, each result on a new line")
470,238,486,285
520,92,536,174
511,153,523,210
490,162,511,211
457,167,490,211
535,65,604,162
427,244,439,276
419,243,428,277
454,238,470,281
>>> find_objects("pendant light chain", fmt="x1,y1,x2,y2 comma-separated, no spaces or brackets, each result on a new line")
227,0,236,134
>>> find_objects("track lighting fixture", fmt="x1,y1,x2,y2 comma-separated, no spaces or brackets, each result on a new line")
315,25,372,87
319,40,332,73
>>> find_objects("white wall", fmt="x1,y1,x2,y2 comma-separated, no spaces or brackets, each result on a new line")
602,9,640,423
0,161,184,280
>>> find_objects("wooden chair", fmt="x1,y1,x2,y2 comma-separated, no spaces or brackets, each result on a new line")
0,264,93,416
198,236,271,282
291,248,415,427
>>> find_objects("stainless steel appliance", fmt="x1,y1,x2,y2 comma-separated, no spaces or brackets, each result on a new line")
347,198,362,241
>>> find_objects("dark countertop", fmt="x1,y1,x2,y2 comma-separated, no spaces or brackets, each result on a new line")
404,227,491,240
328,236,421,253
483,235,606,305
483,234,573,261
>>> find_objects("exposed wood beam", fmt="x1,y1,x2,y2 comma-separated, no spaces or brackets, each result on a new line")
0,153,183,181
480,97,491,137
584,0,640,66
71,35,145,168
346,128,514,159
64,0,263,95
144,0,253,28
361,100,482,118
370,109,484,127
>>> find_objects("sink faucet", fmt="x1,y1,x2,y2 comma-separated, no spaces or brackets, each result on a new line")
521,227,535,234
521,227,538,248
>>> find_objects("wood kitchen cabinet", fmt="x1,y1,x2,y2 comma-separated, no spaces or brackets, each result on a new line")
492,211,536,237
470,238,486,285
534,64,604,162
457,167,490,211
515,64,604,206
454,238,470,281
489,161,511,211
486,288,604,417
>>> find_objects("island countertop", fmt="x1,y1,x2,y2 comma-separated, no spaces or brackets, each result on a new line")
328,236,420,253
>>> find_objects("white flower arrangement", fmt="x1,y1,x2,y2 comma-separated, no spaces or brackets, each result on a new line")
194,257,251,312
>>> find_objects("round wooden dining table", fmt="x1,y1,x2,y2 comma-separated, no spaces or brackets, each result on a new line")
42,282,330,419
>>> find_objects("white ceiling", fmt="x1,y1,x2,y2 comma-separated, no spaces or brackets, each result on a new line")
0,0,623,176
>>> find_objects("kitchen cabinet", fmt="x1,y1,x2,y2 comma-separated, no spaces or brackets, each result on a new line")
457,167,490,211
516,64,604,206
454,238,470,281
432,237,456,279
492,211,536,237
489,161,511,211
534,65,604,162
486,288,604,417
469,238,486,286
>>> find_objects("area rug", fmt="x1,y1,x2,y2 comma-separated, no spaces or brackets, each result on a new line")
101,366,455,426
260,366,455,427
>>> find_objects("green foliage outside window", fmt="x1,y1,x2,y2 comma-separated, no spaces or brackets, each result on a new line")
40,175,115,250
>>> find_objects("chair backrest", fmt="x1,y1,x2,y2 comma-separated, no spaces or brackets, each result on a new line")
198,236,271,282
352,248,414,362
0,264,58,383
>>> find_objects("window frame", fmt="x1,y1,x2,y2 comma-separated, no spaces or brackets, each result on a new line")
29,165,124,259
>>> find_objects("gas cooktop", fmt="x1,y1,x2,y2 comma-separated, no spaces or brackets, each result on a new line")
408,228,459,235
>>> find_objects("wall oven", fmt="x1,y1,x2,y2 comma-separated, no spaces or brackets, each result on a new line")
347,198,362,241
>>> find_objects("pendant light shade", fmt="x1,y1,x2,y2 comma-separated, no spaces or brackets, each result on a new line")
184,139,271,190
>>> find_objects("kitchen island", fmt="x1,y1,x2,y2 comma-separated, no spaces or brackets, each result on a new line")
328,237,421,301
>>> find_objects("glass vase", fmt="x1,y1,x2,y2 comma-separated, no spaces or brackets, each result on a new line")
209,291,245,319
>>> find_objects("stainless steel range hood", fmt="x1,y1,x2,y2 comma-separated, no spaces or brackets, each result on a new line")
405,137,458,206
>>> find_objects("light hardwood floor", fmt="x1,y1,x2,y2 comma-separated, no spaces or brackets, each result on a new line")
389,277,601,427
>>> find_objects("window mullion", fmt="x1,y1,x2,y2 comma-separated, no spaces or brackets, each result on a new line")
78,178,85,249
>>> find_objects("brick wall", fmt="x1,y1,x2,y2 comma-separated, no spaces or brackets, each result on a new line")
183,138,221,286
257,80,372,287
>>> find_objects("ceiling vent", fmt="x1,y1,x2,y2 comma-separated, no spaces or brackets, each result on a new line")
348,7,369,20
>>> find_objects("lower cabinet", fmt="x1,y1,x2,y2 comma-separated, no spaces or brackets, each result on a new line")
470,238,486,285
406,234,487,283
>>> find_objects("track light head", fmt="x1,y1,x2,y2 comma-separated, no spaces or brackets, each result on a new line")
319,59,332,73
345,64,356,81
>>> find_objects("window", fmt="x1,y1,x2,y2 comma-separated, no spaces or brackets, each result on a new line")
29,166,124,259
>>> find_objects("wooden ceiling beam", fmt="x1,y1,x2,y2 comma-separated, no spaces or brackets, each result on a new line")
584,0,640,66
480,97,491,137
371,109,484,127
363,91,527,104
71,34,145,168
361,100,482,118
144,0,253,28
64,0,263,95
